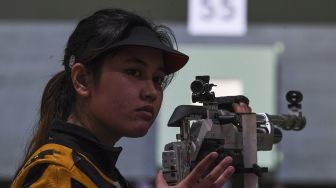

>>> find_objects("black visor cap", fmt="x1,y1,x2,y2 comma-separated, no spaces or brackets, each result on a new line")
109,26,189,74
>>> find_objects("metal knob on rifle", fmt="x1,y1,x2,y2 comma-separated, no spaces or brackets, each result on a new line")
286,90,303,109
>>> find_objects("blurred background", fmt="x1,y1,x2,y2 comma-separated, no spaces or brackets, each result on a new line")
1,0,336,187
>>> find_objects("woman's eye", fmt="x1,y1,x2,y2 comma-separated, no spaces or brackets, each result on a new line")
126,69,141,77
153,76,165,86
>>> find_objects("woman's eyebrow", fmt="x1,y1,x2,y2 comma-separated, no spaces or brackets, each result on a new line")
126,57,146,66
126,57,165,72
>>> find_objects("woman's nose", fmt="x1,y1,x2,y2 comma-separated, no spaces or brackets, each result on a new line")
140,80,158,102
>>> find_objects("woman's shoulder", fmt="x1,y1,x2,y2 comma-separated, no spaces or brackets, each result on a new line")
12,143,124,188
11,143,81,187
22,143,75,169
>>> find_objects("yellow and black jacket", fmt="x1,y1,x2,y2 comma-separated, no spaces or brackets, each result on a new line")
11,120,130,188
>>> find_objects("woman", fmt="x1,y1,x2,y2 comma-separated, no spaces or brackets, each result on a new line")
11,8,250,188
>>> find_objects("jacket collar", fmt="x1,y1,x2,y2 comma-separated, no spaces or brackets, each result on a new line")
48,120,122,175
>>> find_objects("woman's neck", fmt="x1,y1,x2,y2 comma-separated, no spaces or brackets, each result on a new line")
66,113,121,146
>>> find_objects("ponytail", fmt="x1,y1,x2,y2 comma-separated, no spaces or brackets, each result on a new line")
14,71,75,177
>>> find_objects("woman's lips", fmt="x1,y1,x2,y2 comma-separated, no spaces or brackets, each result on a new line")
136,105,154,121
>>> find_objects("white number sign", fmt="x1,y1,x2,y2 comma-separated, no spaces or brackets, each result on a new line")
188,0,247,36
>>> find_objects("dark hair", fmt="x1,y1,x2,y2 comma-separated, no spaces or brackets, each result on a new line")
15,8,179,177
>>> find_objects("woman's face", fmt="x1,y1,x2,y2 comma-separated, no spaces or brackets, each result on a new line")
86,46,165,142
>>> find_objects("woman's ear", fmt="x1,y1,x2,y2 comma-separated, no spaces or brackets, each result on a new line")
71,63,91,97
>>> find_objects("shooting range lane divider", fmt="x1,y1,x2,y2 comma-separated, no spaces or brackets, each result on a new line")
242,113,258,188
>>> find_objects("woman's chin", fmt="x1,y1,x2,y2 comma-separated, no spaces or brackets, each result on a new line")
127,123,151,137
127,130,149,138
